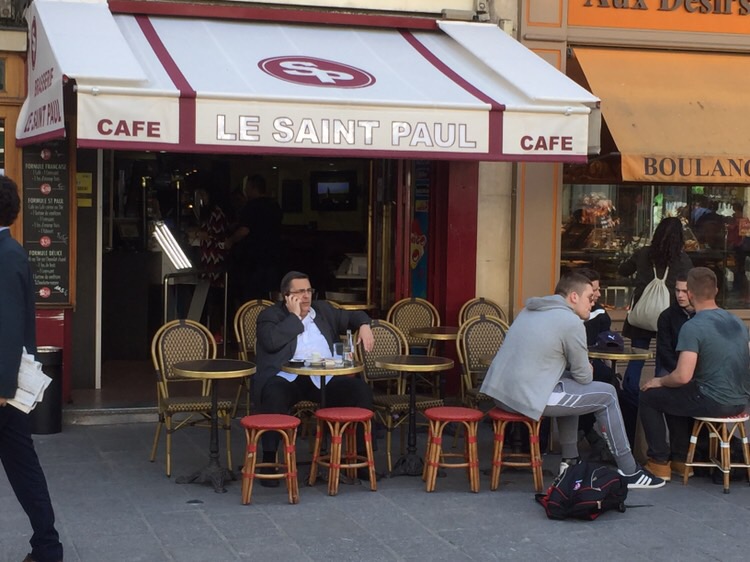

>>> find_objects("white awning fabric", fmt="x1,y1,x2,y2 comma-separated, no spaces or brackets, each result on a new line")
18,0,600,161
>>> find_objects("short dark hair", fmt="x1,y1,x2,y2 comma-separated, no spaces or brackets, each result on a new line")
675,272,688,283
555,272,592,297
0,175,20,227
575,268,600,283
280,270,309,294
687,267,717,300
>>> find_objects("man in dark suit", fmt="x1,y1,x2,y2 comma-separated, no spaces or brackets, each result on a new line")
0,176,63,562
255,271,374,485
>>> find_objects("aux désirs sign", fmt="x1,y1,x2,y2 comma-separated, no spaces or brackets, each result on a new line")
582,0,750,14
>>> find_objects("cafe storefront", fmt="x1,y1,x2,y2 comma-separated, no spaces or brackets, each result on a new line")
17,0,600,395
521,0,750,321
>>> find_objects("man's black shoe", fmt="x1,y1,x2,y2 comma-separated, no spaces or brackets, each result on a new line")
259,466,280,488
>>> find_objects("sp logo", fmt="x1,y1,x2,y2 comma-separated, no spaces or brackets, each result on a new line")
259,56,375,89
30,17,37,71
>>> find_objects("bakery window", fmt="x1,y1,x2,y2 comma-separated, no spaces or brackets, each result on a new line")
561,182,750,310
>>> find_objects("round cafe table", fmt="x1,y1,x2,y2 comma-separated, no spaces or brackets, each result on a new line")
373,355,454,476
173,358,255,493
409,327,458,398
587,347,653,379
281,360,364,407
336,303,377,312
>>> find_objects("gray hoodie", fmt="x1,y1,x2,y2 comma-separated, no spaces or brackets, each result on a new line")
479,294,592,420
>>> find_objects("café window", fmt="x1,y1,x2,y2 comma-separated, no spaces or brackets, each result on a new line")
561,181,750,310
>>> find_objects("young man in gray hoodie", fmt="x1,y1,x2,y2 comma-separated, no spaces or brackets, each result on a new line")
480,272,665,489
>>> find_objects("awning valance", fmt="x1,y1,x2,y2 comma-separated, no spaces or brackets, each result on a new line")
18,0,600,162
575,47,750,183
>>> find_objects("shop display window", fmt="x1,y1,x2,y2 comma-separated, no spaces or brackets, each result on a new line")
561,182,750,310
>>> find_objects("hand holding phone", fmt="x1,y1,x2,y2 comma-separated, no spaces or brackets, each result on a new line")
285,292,302,318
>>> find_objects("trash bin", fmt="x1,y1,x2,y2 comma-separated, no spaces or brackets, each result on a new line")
29,346,63,435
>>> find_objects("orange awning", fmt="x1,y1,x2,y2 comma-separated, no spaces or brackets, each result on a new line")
574,47,750,183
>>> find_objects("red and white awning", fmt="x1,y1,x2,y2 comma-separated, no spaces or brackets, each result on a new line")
18,0,600,162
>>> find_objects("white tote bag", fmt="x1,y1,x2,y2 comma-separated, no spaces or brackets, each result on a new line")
627,266,670,332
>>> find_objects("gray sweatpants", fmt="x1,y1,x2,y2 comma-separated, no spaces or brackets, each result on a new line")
543,379,637,474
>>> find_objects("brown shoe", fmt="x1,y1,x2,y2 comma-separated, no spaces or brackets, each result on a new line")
644,459,672,482
671,460,694,479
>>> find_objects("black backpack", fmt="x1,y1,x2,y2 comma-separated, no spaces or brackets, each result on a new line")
535,462,628,520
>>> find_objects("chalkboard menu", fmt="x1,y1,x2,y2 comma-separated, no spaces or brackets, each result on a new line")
22,141,71,306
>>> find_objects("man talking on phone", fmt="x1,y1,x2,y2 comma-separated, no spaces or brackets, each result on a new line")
255,271,375,485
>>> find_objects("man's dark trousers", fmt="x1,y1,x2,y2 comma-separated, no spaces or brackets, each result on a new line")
260,376,373,455
640,380,746,462
0,406,62,562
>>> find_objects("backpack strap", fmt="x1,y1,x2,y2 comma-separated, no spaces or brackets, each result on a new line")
653,265,669,282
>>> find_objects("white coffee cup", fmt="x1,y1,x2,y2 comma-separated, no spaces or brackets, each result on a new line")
310,351,322,363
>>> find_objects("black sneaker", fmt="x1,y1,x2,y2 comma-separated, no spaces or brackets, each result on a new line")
618,465,666,489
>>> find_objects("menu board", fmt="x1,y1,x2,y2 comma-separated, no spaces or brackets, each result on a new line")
22,141,71,306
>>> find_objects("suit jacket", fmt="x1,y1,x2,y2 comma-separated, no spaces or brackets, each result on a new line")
254,300,370,402
0,229,37,398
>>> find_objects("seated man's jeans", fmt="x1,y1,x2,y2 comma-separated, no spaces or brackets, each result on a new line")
639,380,746,462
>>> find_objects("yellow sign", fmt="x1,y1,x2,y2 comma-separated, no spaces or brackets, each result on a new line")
77,198,93,208
569,0,750,33
76,172,92,195
622,155,750,183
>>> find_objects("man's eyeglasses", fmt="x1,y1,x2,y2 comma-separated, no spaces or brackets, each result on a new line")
287,288,315,296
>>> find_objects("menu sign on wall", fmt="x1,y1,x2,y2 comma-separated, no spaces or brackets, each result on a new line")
22,141,71,305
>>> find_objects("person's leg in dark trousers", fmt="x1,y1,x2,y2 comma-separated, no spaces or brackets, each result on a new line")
0,407,63,562
639,380,745,462
324,377,374,454
621,336,651,409
259,377,306,458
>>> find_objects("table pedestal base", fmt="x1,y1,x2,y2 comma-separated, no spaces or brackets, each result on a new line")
390,453,424,477
177,461,236,493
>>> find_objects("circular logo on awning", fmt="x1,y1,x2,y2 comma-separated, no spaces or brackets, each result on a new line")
258,56,375,89
30,17,37,70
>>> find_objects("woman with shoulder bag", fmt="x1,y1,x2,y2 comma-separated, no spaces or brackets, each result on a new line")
618,217,692,418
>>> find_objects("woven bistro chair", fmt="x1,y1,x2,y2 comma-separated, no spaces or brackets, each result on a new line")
149,319,233,477
232,299,273,417
357,319,444,473
458,297,507,324
386,297,441,355
456,315,510,408
387,297,442,396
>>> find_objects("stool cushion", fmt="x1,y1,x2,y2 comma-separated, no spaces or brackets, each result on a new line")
424,406,484,423
693,414,750,423
240,414,301,430
488,407,537,423
315,407,374,422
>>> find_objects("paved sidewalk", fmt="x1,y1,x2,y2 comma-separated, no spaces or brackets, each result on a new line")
1,419,748,562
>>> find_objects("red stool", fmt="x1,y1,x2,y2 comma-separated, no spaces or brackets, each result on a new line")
489,407,544,492
684,413,750,493
308,407,377,496
423,406,484,493
240,414,301,504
